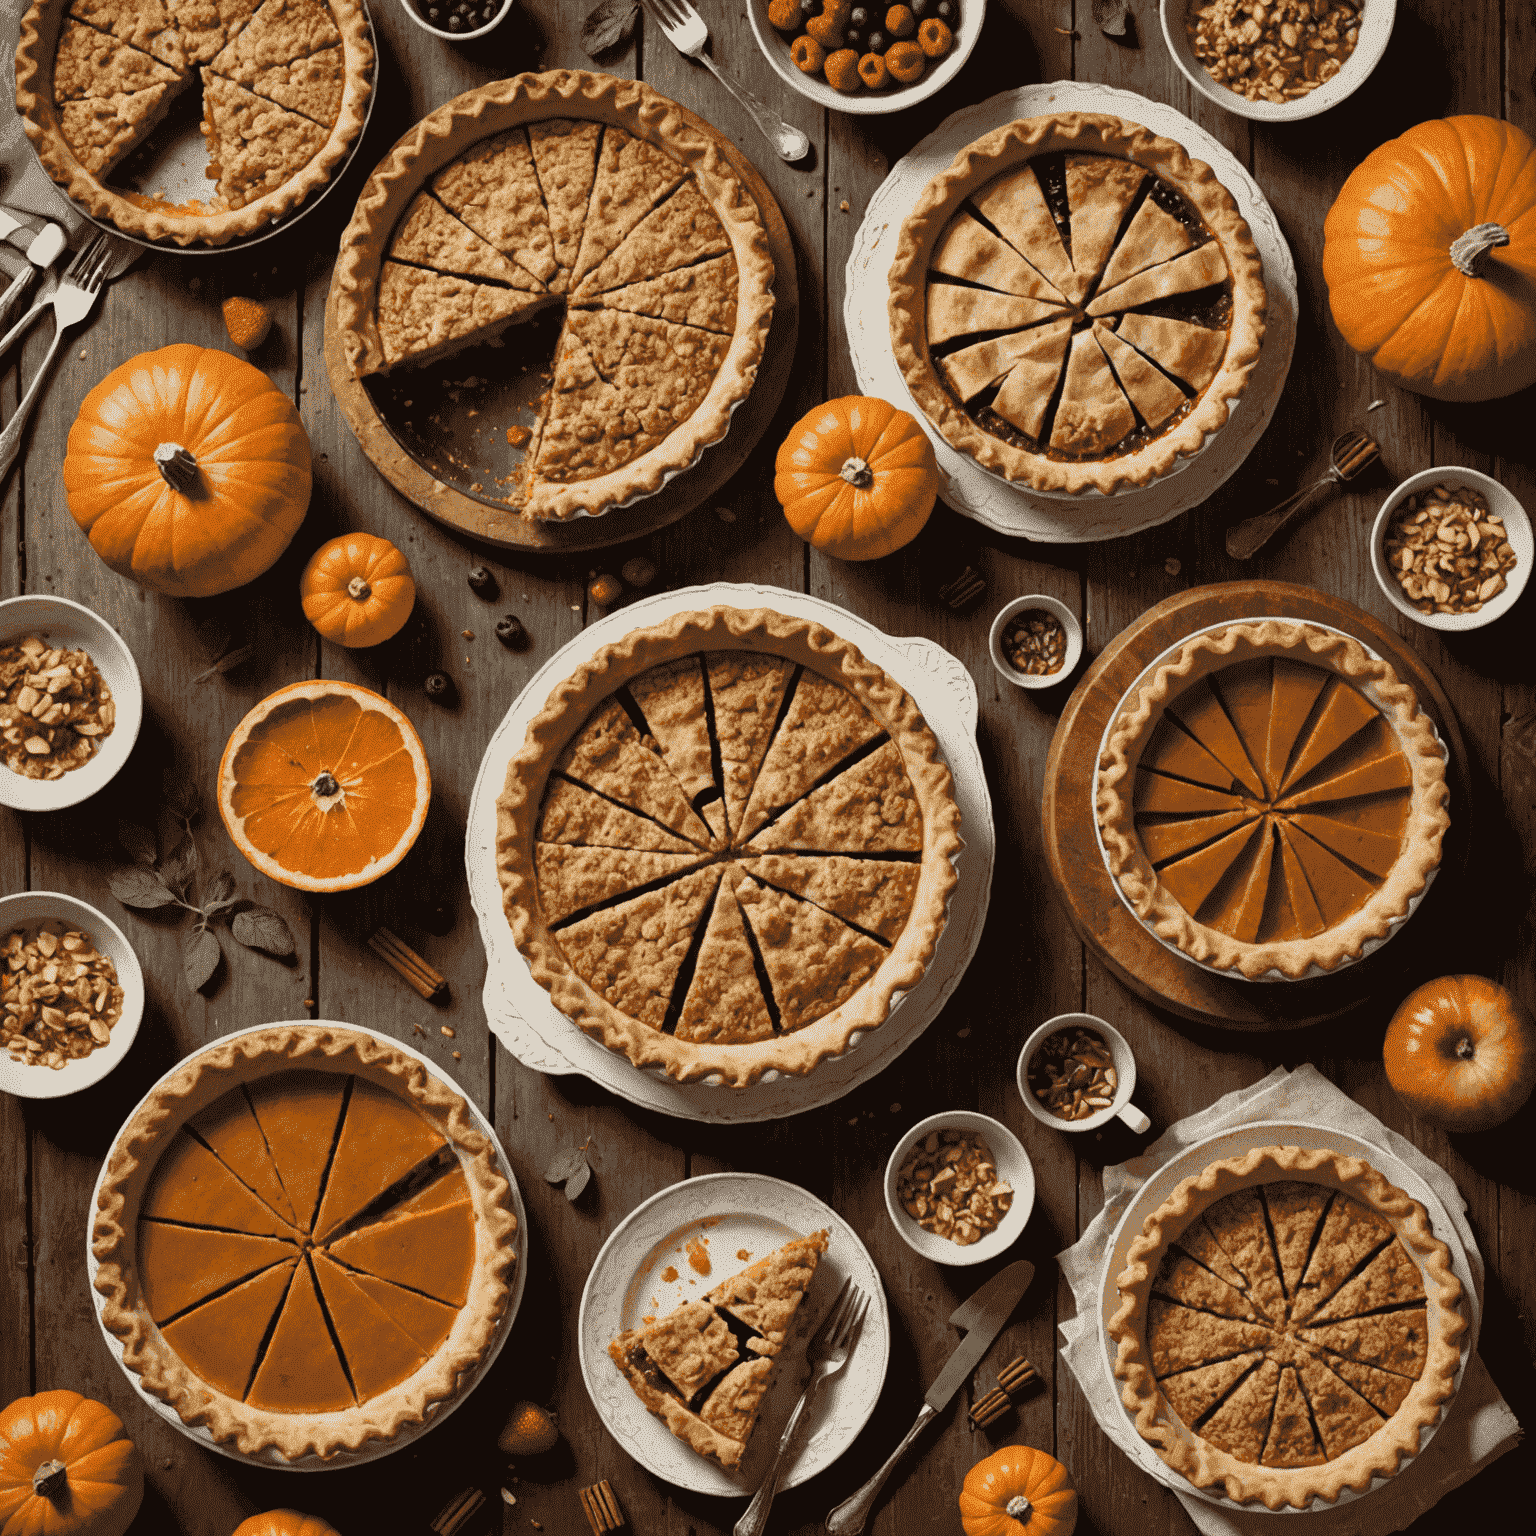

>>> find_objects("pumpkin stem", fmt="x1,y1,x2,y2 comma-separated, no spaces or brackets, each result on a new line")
839,456,875,489
1449,222,1511,277
311,770,341,799
31,1460,68,1499
346,576,373,602
1455,1034,1477,1061
1005,1494,1033,1520
153,442,200,492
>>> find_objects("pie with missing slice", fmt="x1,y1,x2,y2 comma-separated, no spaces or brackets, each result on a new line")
608,1230,828,1470
1108,1146,1466,1509
331,71,775,521
888,112,1267,495
92,1025,518,1460
1095,620,1450,979
495,606,963,1086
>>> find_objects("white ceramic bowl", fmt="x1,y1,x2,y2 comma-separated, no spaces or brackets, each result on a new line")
748,0,986,116
0,891,144,1099
1162,0,1394,123
397,0,513,44
988,595,1083,691
884,1110,1034,1266
1370,466,1532,632
0,595,142,812
1016,1013,1151,1135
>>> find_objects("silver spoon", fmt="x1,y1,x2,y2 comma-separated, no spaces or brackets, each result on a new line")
1226,429,1382,560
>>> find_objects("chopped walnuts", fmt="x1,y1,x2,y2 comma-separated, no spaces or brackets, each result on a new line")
1187,0,1361,104
1001,609,1068,677
896,1128,1012,1246
2,923,124,1070
1383,484,1518,615
0,636,115,780
1027,1025,1118,1121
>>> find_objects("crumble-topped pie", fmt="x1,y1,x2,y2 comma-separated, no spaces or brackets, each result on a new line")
16,0,373,245
1108,1146,1466,1509
1095,620,1449,979
332,71,776,521
92,1025,518,1460
495,607,964,1087
889,112,1267,495
608,1230,827,1469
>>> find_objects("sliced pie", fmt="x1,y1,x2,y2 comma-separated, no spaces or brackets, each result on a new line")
536,776,701,855
571,127,691,289
535,844,706,926
705,652,794,840
745,741,924,856
527,118,603,291
591,255,740,334
625,655,720,833
69,0,189,70
389,193,544,289
925,284,1065,345
674,878,776,1045
738,853,919,943
158,1257,298,1399
200,74,328,210
430,127,558,288
136,1224,296,1322
58,88,178,178
373,261,549,372
575,180,729,297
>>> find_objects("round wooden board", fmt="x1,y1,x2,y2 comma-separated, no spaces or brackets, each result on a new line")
322,104,798,554
1041,582,1472,1031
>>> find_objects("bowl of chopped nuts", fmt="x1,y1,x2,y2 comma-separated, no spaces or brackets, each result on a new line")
989,595,1083,691
1371,467,1531,631
1017,1014,1151,1135
0,892,144,1099
0,595,142,812
884,1111,1033,1265
1164,0,1395,123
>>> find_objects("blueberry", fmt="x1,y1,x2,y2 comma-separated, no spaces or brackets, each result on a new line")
936,0,953,16
849,5,868,24
911,0,928,15
845,27,863,49
867,28,885,50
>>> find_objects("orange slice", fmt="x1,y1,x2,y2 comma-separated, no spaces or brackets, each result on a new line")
1265,660,1331,790
343,1269,459,1356
1283,824,1379,925
246,1071,350,1234
1280,681,1381,792
1155,820,1265,919
1286,813,1402,880
190,1088,296,1225
218,679,431,893
1211,659,1277,793
160,1258,298,1400
246,1259,355,1413
328,1197,478,1306
311,1252,430,1401
1139,719,1238,791
1166,681,1264,797
1138,810,1256,866
1133,771,1245,817
141,1133,295,1238
1273,826,1326,940
137,1224,296,1322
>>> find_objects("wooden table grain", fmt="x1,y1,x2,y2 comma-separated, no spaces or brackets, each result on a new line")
3,3,1532,1532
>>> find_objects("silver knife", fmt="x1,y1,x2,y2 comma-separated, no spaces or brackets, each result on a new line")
825,1259,1035,1535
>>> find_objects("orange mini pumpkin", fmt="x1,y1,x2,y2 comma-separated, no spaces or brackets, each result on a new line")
231,1514,341,1536
62,345,311,598
0,1390,144,1536
775,396,939,560
959,1444,1077,1536
299,534,415,648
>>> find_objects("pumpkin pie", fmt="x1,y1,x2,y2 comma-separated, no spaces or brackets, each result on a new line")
93,1025,518,1460
16,0,372,245
496,606,962,1086
1096,621,1450,979
331,72,775,521
1108,1146,1466,1508
888,112,1267,494
608,1230,827,1470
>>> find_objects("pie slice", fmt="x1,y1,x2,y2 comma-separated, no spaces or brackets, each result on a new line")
1153,1250,1265,1321
536,775,700,855
1199,1358,1282,1463
1140,719,1242,791
554,698,714,847
939,328,1064,403
970,164,1077,299
536,845,706,926
674,878,776,1045
989,319,1075,440
140,1132,296,1238
1135,772,1246,817
574,180,730,298
1309,1238,1425,1325
1281,684,1385,793
246,1258,354,1413
745,740,922,856
1289,1194,1395,1324
1049,329,1137,456
626,656,718,815
199,74,327,211
382,1165,469,1220
431,128,559,288
1273,823,1326,940
311,1252,430,1402
1159,1351,1265,1426
1156,819,1266,922
1208,660,1276,793
60,88,178,178
1295,1356,1386,1459
736,879,887,1032
373,261,548,372
1261,1366,1326,1467
1145,1299,1274,1377
527,331,638,486
571,128,691,289
1167,679,1266,797
1137,809,1257,866
1215,818,1277,941
163,0,262,66
328,1195,479,1307
70,0,188,71
556,867,722,1030
1115,312,1230,394
697,1358,776,1447
528,119,603,290
1094,322,1188,434
638,1299,740,1398
213,43,342,126
592,255,739,334
929,210,1067,302
708,1229,828,1349
1202,1188,1288,1324
1085,242,1230,317
245,1069,349,1234
1317,1352,1415,1417
705,652,794,840
738,853,919,943
158,1257,298,1399
1286,813,1403,880
1277,749,1413,809
388,193,544,289
1099,196,1196,290
1282,824,1379,927
136,1224,296,1322
1263,1182,1332,1299
1298,1308,1431,1377
206,0,340,84
1064,155,1147,293
1265,660,1332,793
54,21,182,101
925,284,1064,344
189,1088,296,1224
1174,1221,1253,1295
344,1269,459,1357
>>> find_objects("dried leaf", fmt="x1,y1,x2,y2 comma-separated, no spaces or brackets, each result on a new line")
202,871,239,915
563,1160,592,1202
1093,0,1131,36
184,927,221,992
232,905,296,958
108,866,179,910
193,644,256,684
118,822,157,868
161,834,198,894
582,0,638,56
163,771,202,822
544,1149,587,1185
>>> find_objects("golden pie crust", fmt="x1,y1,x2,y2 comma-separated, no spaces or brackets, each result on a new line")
1095,621,1449,979
1108,1146,1465,1509
330,70,775,521
15,0,372,246
92,1024,518,1460
496,607,963,1087
888,112,1266,495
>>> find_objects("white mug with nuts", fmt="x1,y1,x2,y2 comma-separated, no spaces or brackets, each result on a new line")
1017,1014,1151,1135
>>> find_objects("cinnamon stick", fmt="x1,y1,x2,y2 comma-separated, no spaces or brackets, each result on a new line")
369,927,448,1002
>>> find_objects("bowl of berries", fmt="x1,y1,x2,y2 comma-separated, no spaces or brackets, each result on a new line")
750,0,984,113
399,0,514,42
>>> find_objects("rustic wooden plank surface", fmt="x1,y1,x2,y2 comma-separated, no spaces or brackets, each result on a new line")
2,1,1532,1533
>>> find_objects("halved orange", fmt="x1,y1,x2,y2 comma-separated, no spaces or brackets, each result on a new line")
218,680,431,892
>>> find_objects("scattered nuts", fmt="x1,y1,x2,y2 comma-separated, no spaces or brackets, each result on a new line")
1026,1025,1118,1121
424,672,454,701
2,922,124,1068
495,615,527,648
895,1128,1013,1245
1383,483,1518,615
621,556,657,588
467,565,498,598
1187,0,1360,104
1000,609,1068,676
587,574,623,607
0,636,115,780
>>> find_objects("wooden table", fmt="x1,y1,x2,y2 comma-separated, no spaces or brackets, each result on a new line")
3,3,1532,1532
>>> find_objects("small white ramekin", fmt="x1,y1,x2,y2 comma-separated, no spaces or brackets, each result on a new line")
397,0,514,44
989,595,1083,691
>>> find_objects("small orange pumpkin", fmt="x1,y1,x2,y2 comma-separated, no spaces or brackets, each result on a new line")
299,535,415,648
775,396,939,560
0,1390,144,1536
231,1514,341,1536
958,1445,1077,1536
1384,974,1536,1133
62,345,311,598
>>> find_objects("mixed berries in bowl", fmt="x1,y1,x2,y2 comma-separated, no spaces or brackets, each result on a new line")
400,0,514,42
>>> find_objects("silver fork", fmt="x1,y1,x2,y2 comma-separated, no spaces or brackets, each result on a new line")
640,0,811,163
734,1278,869,1536
0,236,111,486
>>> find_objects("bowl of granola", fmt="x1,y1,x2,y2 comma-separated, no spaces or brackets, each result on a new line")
1163,0,1395,123
0,595,142,812
0,892,144,1099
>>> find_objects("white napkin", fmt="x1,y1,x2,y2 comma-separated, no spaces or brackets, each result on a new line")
1058,1064,1522,1535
